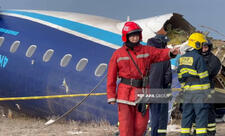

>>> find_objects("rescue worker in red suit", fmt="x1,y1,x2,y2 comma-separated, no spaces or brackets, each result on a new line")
107,22,180,136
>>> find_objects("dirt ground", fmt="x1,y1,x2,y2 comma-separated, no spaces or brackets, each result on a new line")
1,110,225,136
0,110,117,136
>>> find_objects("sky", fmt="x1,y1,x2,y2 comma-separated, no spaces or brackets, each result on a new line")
1,0,225,40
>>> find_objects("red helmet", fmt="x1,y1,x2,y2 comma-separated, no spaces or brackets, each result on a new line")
122,22,142,42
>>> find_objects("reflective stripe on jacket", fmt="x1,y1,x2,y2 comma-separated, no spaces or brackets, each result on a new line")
178,50,210,91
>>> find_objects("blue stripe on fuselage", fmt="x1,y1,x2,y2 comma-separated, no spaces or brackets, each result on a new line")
2,10,177,66
0,27,19,36
3,10,122,46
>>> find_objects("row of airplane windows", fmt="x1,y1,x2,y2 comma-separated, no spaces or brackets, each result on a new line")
0,37,107,77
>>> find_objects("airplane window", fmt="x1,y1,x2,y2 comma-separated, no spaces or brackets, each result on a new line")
10,41,20,53
0,37,4,47
95,63,107,77
43,49,54,62
26,45,37,58
60,54,72,67
76,58,88,71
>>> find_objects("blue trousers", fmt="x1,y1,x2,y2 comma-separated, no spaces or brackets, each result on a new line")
150,103,168,136
193,104,216,136
181,93,209,136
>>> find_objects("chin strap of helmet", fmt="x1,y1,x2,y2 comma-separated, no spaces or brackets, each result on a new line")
125,41,140,50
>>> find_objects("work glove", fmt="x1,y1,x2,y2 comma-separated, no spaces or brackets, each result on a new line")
137,103,147,116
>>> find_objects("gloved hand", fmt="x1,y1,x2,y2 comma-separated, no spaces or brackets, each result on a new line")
137,103,147,116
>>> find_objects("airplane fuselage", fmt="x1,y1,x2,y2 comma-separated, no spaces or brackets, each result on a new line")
0,10,119,124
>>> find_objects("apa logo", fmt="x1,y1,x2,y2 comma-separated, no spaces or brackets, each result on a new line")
0,54,9,68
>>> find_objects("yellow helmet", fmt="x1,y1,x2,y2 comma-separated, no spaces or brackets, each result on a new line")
188,32,207,50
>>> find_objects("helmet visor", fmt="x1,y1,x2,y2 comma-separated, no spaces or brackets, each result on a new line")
127,29,142,35
202,42,212,47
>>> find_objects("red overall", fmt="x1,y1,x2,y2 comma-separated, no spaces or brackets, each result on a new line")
107,45,171,136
